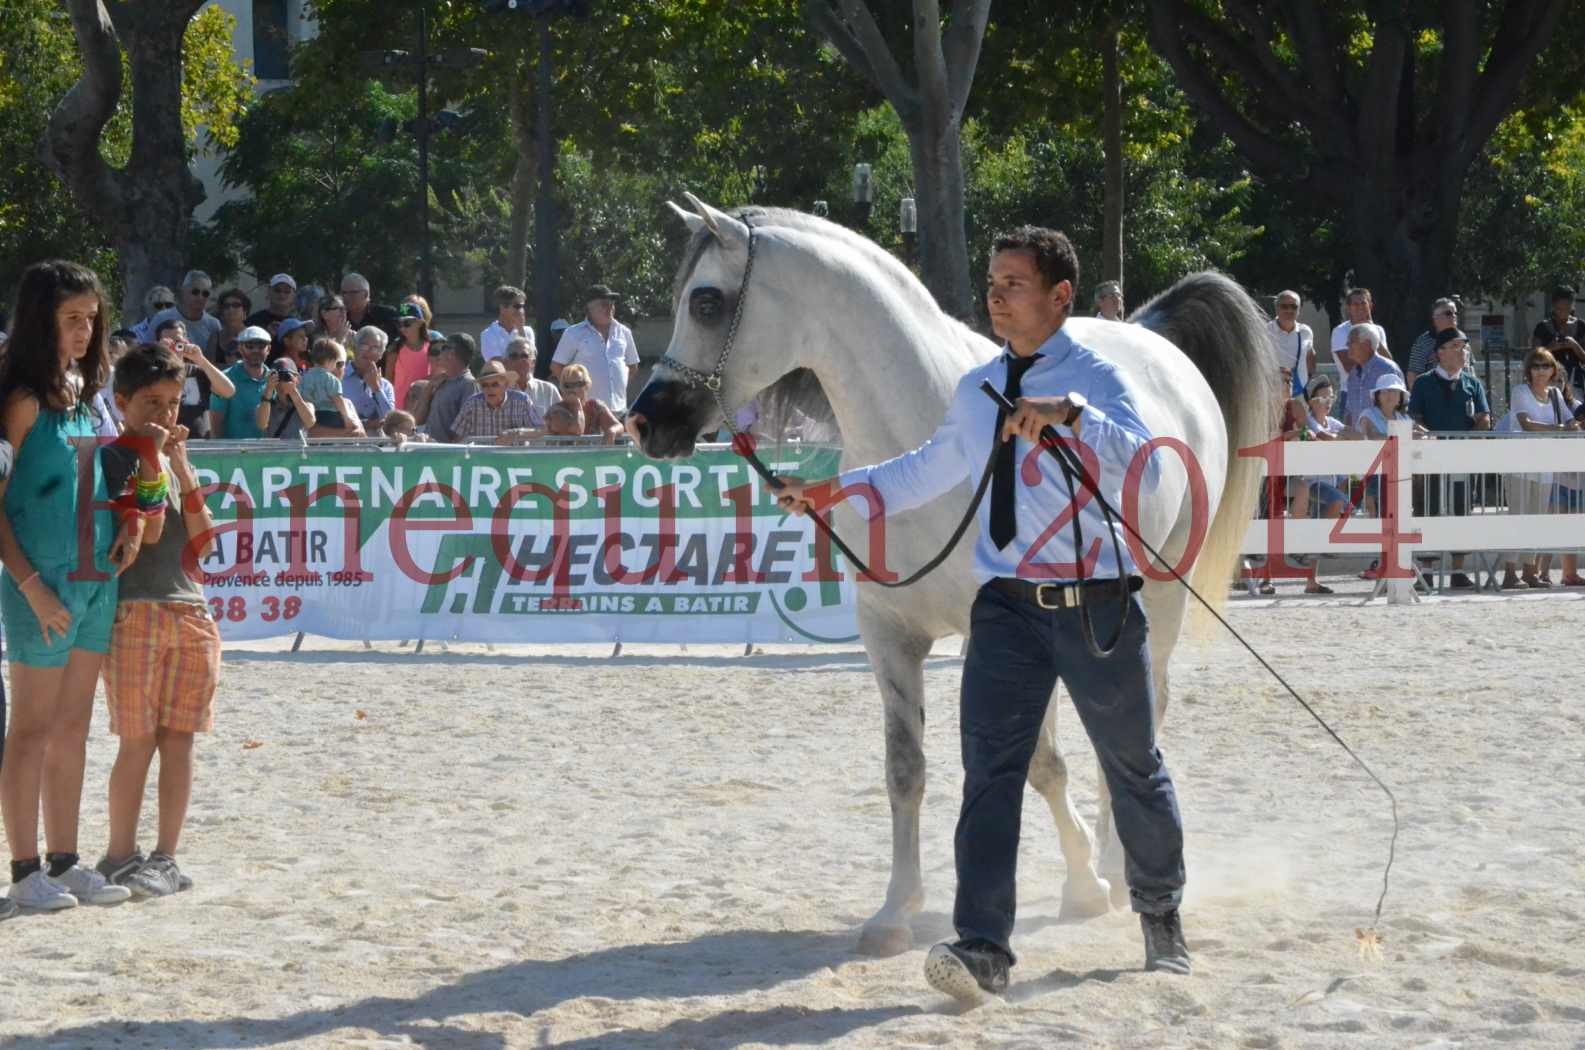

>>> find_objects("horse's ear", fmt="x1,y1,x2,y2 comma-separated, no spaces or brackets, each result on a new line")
681,191,748,250
667,200,706,237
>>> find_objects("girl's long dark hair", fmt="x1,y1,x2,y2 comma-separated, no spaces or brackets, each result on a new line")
0,260,110,415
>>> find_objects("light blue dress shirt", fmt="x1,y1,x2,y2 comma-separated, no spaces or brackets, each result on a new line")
837,326,1161,584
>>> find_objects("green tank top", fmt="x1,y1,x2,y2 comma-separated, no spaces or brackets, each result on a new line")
3,404,115,572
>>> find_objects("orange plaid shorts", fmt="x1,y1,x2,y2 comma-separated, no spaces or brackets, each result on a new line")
103,602,222,736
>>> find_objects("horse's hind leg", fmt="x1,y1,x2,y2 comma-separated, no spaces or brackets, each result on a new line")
857,623,932,957
1027,686,1111,920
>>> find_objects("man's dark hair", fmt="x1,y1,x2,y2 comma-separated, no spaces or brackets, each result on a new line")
113,342,185,398
1551,284,1576,304
494,284,527,309
990,226,1079,292
444,331,476,367
154,317,183,339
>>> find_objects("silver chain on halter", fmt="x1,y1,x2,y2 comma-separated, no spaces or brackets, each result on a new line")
655,214,760,438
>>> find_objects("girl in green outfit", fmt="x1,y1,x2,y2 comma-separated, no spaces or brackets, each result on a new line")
0,261,150,913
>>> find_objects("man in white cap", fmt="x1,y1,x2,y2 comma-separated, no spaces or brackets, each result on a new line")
551,285,639,413
209,325,276,439
247,273,299,337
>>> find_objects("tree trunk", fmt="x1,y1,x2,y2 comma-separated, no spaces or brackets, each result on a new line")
907,117,973,321
44,0,205,319
506,52,536,293
1347,172,1463,367
1100,20,1123,289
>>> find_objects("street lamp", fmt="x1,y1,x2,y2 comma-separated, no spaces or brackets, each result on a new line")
360,20,486,303
852,162,873,228
899,196,917,266
484,0,591,369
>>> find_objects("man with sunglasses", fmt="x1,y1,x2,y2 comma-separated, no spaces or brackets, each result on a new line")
340,272,400,344
130,284,177,343
1406,298,1461,388
209,326,277,439
150,271,224,361
1266,290,1315,398
503,336,559,416
480,285,535,363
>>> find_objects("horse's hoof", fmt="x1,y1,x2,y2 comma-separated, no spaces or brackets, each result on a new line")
857,922,914,957
1058,877,1112,922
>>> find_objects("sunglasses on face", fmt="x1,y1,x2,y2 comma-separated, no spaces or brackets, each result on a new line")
1277,303,1298,309
154,301,175,310
342,289,367,297
242,341,269,351
562,381,588,390
189,288,212,298
222,300,245,309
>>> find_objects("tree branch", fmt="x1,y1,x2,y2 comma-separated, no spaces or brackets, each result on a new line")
1275,0,1351,148
43,0,122,216
1433,1,1479,154
1357,14,1409,180
807,0,918,120
1168,3,1319,153
942,0,991,117
1463,0,1568,161
912,0,951,119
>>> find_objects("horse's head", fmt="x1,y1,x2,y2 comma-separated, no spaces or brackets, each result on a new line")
629,193,796,459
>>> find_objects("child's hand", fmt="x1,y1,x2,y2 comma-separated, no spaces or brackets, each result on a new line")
134,420,171,459
109,515,145,577
18,574,71,644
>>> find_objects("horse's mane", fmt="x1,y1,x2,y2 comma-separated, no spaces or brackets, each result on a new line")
671,204,936,448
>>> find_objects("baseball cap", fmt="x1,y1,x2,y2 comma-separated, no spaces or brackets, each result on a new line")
238,325,272,345
270,357,299,375
277,318,310,339
585,283,621,301
397,302,425,323
549,318,571,332
270,273,297,290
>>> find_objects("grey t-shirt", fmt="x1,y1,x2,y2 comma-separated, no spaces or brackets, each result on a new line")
425,373,480,443
101,451,205,605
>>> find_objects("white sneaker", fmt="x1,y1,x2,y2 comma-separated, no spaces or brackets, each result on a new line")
52,864,132,905
8,870,78,910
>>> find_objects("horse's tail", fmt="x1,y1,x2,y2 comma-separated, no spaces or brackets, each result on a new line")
1132,271,1276,619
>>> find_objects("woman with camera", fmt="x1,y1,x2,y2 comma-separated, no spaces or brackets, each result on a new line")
253,358,317,440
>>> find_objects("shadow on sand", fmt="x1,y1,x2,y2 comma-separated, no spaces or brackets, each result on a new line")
0,927,921,1050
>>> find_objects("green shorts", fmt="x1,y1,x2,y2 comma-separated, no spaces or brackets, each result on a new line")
0,566,118,668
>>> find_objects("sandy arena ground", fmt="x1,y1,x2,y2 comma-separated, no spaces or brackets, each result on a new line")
0,577,1582,1049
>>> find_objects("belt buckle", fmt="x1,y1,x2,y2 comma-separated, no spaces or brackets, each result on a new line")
1034,583,1076,610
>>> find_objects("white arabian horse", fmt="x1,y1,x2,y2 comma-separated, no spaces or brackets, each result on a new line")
628,196,1274,957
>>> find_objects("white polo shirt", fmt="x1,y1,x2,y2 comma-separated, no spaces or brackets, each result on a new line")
552,319,639,413
480,320,533,362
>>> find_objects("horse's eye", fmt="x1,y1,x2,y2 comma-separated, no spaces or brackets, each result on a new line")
690,287,725,324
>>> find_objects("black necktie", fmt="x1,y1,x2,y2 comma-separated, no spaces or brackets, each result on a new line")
990,354,1039,550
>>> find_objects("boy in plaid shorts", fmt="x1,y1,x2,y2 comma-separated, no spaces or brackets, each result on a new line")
95,344,219,897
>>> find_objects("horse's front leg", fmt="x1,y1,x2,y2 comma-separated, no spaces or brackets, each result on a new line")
857,626,932,957
1026,686,1112,920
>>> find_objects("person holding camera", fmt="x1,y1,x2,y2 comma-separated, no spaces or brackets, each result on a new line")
254,358,317,439
1532,284,1585,396
152,317,234,440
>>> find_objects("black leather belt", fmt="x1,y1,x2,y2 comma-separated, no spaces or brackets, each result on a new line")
987,575,1143,610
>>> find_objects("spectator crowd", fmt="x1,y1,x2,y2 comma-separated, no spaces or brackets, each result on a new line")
1258,284,1585,593
25,270,649,449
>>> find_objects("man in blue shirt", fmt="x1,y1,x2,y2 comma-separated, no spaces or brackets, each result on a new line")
208,325,273,439
777,227,1188,998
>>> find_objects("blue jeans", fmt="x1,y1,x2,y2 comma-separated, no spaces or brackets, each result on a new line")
955,584,1185,960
